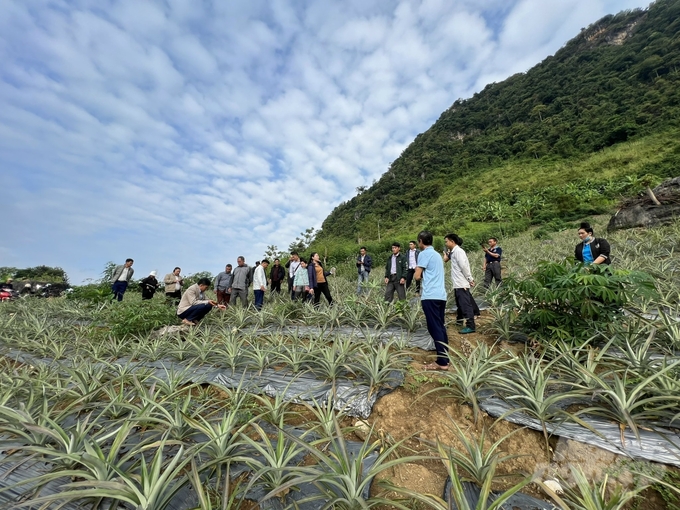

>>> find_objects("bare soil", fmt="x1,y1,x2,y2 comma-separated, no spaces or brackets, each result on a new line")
362,311,680,509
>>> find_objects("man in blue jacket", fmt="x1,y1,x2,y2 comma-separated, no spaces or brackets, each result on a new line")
356,246,372,295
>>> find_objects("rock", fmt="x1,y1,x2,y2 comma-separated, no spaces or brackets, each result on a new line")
543,479,564,494
608,176,680,232
353,420,371,441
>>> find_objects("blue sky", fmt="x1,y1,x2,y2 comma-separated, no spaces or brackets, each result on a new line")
1,0,648,284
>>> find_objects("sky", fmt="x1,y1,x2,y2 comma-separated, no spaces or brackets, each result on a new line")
1,0,650,284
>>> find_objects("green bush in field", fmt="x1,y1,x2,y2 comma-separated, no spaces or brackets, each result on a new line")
67,283,113,303
500,260,657,340
100,300,179,339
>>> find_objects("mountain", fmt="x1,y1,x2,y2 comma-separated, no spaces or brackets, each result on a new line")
313,0,680,261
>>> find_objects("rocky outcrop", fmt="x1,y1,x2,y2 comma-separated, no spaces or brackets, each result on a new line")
607,177,680,232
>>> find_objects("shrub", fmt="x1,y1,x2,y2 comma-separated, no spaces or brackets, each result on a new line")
499,260,656,340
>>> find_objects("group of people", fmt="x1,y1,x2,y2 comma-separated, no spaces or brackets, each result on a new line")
109,253,337,325
356,237,503,305
109,220,609,339
419,222,610,370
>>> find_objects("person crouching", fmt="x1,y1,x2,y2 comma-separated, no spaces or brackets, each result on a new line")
177,277,225,325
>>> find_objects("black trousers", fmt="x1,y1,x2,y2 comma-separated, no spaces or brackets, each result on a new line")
287,276,295,299
422,299,449,366
166,290,181,304
313,282,333,306
484,261,502,288
454,288,476,330
271,280,282,293
405,268,421,293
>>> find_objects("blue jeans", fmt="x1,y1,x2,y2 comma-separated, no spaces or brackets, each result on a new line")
111,281,128,301
254,289,265,310
421,299,449,366
357,270,370,294
178,303,213,323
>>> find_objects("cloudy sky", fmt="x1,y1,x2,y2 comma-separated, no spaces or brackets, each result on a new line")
1,0,648,284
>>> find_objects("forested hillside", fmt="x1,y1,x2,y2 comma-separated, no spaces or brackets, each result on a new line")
316,0,680,251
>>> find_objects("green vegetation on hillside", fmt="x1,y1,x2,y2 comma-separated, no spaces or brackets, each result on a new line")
316,0,680,253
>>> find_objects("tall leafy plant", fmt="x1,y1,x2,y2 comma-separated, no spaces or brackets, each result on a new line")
498,260,656,340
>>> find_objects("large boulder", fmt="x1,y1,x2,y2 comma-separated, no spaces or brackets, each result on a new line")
607,176,680,232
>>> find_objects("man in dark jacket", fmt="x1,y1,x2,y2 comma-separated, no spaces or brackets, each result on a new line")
384,242,408,302
269,259,286,294
575,222,611,266
356,246,372,295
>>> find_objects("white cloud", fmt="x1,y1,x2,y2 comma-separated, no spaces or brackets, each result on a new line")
0,0,650,283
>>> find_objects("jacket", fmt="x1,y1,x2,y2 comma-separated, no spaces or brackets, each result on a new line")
253,265,267,289
164,273,183,294
293,267,309,287
356,254,373,274
269,265,285,282
575,238,611,265
111,264,134,283
231,265,251,290
177,283,212,315
406,248,420,270
384,253,408,280
140,276,158,297
214,272,233,292
308,262,331,289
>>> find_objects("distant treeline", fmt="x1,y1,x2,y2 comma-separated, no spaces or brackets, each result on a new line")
0,266,69,284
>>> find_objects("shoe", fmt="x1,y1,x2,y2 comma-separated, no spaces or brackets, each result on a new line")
459,327,476,334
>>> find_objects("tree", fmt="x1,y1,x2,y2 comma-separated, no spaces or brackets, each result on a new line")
288,228,319,253
14,266,69,284
263,245,285,261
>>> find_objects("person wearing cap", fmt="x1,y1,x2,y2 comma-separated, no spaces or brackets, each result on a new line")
1,278,13,290
140,271,159,300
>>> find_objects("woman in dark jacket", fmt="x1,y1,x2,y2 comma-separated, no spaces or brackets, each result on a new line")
575,222,611,265
141,271,159,300
307,252,333,306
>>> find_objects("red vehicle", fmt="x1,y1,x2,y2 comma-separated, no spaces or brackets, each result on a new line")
0,288,18,301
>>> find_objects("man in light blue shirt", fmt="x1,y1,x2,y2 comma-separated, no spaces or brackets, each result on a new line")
415,230,449,370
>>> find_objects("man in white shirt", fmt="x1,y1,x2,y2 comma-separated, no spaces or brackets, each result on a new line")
285,252,301,299
405,240,421,294
110,258,134,301
444,233,477,334
253,259,269,310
